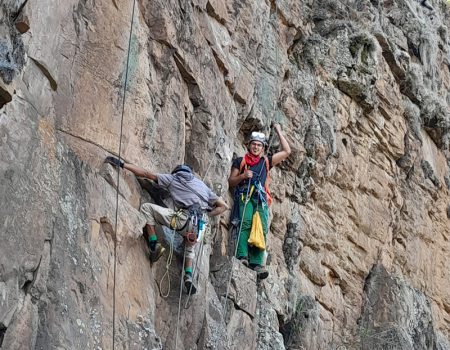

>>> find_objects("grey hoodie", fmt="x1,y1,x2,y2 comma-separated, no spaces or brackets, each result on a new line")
157,172,218,210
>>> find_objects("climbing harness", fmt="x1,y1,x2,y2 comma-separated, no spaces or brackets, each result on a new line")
158,205,206,297
158,209,186,298
170,209,189,231
111,0,136,349
238,156,273,206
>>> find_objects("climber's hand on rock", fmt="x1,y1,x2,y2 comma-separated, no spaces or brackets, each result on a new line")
272,123,281,132
105,156,124,168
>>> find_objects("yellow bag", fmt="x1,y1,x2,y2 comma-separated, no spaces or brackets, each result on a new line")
248,211,266,250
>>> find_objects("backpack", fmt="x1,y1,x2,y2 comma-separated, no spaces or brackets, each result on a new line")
239,156,273,207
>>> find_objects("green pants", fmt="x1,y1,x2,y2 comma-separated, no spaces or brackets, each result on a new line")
236,197,269,266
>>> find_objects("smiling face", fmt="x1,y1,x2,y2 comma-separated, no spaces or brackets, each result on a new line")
249,140,264,156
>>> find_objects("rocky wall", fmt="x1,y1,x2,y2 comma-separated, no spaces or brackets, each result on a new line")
0,0,449,349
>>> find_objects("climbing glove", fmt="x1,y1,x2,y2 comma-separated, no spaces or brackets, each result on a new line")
105,156,124,168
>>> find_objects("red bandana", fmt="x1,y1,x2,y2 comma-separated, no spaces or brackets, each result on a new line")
244,152,261,167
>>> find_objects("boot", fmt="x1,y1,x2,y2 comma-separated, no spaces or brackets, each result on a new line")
253,265,269,280
149,243,165,263
184,273,197,295
238,257,249,267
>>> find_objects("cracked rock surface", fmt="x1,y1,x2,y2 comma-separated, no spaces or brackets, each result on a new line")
1,0,450,349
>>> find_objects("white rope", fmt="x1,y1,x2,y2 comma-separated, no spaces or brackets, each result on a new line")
158,229,176,298
112,0,136,348
175,249,187,350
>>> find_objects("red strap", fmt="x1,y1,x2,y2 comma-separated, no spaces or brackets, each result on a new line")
240,156,270,178
264,157,270,183
239,157,247,173
239,156,272,206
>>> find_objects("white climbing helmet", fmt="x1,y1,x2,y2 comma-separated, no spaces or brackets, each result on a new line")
248,131,267,146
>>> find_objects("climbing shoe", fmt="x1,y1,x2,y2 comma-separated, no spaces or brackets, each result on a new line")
238,257,249,267
184,273,197,295
149,243,165,263
253,265,269,280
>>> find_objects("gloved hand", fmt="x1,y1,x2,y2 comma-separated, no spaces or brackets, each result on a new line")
105,156,124,168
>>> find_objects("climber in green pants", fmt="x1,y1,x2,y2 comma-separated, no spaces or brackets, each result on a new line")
228,123,291,279
236,197,269,267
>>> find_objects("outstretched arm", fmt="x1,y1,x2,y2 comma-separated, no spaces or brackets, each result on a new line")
105,156,157,181
123,163,157,181
271,124,291,167
209,197,229,217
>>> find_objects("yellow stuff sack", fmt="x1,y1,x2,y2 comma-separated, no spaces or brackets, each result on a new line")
248,211,266,250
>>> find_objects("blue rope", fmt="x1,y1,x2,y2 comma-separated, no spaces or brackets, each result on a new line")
112,0,136,348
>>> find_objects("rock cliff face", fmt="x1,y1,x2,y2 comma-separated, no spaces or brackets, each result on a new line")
1,0,450,349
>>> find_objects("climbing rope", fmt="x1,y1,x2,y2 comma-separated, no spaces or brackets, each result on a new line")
158,228,176,298
158,213,208,302
175,249,187,350
158,210,187,297
158,196,208,344
112,0,136,348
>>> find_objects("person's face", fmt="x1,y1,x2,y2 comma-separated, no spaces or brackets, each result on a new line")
249,141,264,156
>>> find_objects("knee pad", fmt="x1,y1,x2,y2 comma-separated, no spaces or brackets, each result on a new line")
184,231,197,246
